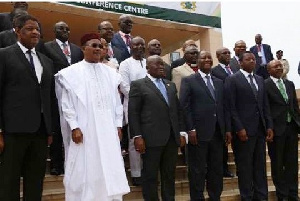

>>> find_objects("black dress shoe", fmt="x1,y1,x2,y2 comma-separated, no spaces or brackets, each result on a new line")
50,168,62,176
132,177,142,186
277,198,288,201
223,170,234,177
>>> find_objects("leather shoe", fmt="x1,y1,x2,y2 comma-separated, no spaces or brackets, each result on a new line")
132,177,142,186
278,198,288,201
50,168,62,176
223,170,234,177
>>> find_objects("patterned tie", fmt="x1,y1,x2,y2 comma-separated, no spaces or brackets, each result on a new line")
277,79,291,122
155,79,169,105
26,49,36,74
225,65,233,75
124,34,131,46
205,75,215,100
248,74,258,99
62,43,70,56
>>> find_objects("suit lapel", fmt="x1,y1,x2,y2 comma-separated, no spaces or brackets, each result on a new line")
284,80,291,103
195,73,215,101
217,64,228,77
52,40,69,64
13,44,39,82
116,33,129,52
267,78,286,103
145,77,169,107
183,64,195,74
237,71,257,101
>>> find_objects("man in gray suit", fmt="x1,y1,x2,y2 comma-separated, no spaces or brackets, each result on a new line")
44,21,83,175
129,55,186,201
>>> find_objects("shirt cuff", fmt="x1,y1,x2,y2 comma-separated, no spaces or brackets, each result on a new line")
180,131,188,144
0,128,2,133
133,135,142,139
116,119,123,128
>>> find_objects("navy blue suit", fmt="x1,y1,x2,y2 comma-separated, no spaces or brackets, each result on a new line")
180,72,228,200
250,44,273,79
111,32,131,64
225,70,273,200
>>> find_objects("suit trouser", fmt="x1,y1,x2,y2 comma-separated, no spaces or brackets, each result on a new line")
223,142,229,173
49,131,64,170
268,121,298,200
235,129,268,201
128,125,142,177
142,135,178,201
188,131,223,201
0,119,48,201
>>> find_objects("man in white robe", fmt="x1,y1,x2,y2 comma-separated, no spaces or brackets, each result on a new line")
55,33,130,201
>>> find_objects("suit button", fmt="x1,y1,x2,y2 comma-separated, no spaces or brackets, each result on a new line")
213,114,216,117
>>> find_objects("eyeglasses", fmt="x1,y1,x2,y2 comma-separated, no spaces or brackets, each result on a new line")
87,43,103,49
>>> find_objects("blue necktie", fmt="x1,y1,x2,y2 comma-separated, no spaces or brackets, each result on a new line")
27,49,36,74
205,75,215,100
155,79,169,105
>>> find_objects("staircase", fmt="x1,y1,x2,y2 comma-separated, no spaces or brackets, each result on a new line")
21,140,300,201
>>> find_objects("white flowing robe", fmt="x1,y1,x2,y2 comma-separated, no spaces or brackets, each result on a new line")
55,60,130,201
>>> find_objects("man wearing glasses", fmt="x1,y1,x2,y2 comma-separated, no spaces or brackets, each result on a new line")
55,33,129,201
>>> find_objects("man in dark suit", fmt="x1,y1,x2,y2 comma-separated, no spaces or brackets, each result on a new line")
128,55,186,201
170,39,198,69
211,47,237,178
0,2,28,32
180,50,231,201
111,14,133,64
229,40,246,70
225,51,274,201
265,60,300,201
250,34,274,79
44,21,83,175
0,15,56,201
147,39,172,80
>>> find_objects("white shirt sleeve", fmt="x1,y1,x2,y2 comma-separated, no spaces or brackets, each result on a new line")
119,60,130,98
61,86,79,131
115,74,123,127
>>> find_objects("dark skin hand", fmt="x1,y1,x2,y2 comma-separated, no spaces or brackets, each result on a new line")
225,132,232,146
266,128,274,142
0,132,4,153
134,136,146,154
180,136,186,147
237,129,248,142
117,127,122,141
72,128,83,144
188,130,198,145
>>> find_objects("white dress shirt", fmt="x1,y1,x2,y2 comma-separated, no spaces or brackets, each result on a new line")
198,69,215,89
240,69,258,90
17,41,43,83
56,39,71,64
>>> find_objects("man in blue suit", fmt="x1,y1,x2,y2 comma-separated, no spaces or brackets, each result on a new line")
250,34,274,79
180,50,231,201
225,51,274,201
111,14,133,64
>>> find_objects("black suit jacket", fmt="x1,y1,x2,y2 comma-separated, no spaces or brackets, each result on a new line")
111,32,131,64
229,57,240,70
0,43,56,134
44,40,83,73
250,44,274,78
0,12,12,33
211,64,239,81
180,73,228,141
128,76,184,147
265,78,300,136
225,70,273,136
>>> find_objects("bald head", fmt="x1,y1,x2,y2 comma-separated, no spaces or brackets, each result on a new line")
119,14,133,34
267,59,283,79
146,55,165,78
183,40,197,52
54,21,70,42
148,39,161,56
233,40,246,56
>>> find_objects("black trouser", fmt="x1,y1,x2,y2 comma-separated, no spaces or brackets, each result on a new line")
223,143,229,173
50,131,64,171
188,130,223,201
268,121,298,200
234,126,268,201
0,119,48,201
142,135,178,201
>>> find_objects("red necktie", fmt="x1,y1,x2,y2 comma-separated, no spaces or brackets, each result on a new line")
62,43,70,56
257,45,261,52
124,34,131,46
225,65,233,75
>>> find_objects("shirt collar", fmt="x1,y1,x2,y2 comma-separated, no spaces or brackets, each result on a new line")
119,31,131,37
198,69,211,79
270,75,282,84
219,63,226,68
17,41,36,55
240,68,254,78
147,73,160,82
56,38,69,47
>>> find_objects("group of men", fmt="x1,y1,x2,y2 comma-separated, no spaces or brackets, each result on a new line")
0,2,299,201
